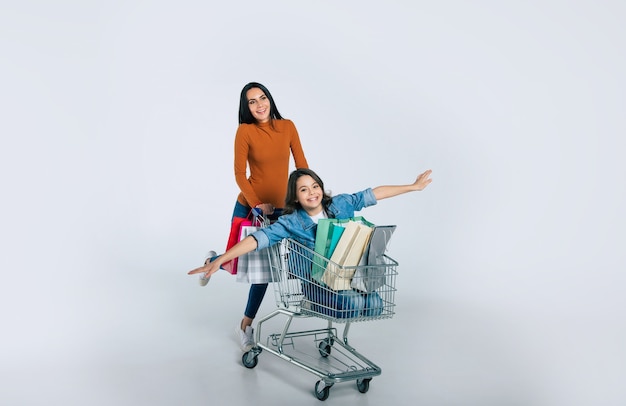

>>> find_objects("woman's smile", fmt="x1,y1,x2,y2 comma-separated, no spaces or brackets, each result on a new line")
246,88,271,123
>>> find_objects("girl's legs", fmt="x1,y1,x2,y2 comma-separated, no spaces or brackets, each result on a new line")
361,292,384,317
333,289,365,318
304,283,365,318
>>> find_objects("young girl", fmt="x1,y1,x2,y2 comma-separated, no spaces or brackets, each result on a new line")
189,168,433,346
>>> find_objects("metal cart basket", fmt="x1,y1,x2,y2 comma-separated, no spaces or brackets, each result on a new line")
241,237,398,401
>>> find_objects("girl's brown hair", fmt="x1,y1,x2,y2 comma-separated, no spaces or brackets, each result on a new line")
283,168,333,215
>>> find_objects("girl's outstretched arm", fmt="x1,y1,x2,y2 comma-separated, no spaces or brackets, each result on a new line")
187,235,258,279
372,169,433,201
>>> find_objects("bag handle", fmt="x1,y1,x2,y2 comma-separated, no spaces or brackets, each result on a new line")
249,208,269,227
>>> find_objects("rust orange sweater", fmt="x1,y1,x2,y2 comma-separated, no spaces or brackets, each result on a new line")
234,119,309,209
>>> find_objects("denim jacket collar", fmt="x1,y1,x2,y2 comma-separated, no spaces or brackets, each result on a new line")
295,208,318,232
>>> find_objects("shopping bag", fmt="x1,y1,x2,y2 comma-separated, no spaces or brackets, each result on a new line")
326,222,346,259
351,225,396,292
268,239,291,282
321,221,373,290
236,225,272,284
312,216,373,283
222,211,259,274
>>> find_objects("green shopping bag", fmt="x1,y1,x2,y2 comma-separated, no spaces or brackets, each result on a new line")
326,222,345,258
312,216,374,284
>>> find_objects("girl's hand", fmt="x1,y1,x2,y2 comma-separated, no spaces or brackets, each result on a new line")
412,169,433,191
188,260,221,279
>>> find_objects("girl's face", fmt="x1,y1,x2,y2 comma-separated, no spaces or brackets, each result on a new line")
246,88,271,123
295,175,323,215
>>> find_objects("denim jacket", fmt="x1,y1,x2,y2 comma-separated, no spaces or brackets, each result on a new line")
252,188,377,251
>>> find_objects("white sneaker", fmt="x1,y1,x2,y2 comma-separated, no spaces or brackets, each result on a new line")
198,250,217,286
235,324,255,352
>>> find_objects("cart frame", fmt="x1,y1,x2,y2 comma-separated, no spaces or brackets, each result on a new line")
240,236,398,401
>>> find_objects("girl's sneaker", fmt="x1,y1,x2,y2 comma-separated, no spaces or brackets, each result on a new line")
198,251,217,286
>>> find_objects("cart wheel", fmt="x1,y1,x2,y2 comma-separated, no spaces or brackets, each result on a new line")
357,378,371,393
315,380,331,401
241,351,258,369
318,340,331,357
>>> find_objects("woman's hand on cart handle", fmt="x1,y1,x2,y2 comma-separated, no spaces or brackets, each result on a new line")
255,203,275,215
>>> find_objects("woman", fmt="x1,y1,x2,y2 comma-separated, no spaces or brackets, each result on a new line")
190,168,433,349
199,82,309,352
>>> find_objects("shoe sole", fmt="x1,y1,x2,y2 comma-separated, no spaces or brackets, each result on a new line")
198,275,210,286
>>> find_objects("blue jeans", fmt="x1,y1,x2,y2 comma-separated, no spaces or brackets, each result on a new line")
232,201,250,220
289,249,384,318
302,281,384,318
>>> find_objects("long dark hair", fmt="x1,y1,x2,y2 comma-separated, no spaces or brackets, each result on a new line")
238,82,284,124
284,168,333,215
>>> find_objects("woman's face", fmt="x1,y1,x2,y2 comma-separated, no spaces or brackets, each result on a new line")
246,88,271,123
295,175,324,215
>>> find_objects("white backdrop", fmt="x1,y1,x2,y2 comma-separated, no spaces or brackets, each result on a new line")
1,1,625,405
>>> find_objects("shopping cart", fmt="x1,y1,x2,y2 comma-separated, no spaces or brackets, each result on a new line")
240,233,398,401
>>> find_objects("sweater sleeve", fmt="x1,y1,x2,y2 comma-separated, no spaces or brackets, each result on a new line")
289,121,309,169
233,125,262,207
